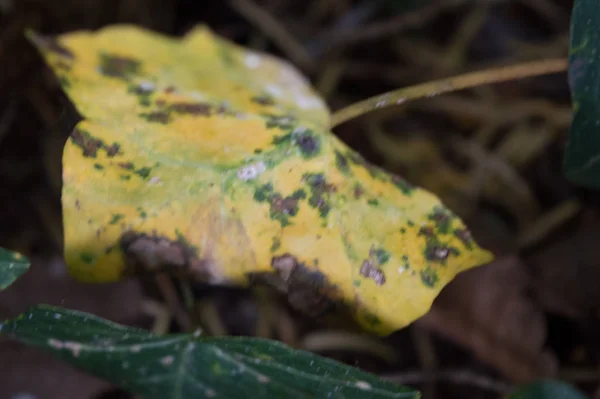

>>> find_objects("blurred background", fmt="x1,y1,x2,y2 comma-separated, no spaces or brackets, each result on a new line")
1,0,598,398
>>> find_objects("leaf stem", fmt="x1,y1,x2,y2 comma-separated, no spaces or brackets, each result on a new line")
330,58,568,128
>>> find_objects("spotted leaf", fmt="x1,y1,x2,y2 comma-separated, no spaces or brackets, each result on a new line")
1,305,418,399
30,25,493,335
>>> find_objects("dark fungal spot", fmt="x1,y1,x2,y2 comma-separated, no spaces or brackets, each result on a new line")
170,102,211,116
127,82,155,106
140,111,170,124
252,95,275,106
135,167,152,179
453,228,473,249
71,129,102,157
253,148,263,154
335,151,350,174
420,268,439,287
105,143,121,157
303,173,335,220
370,247,391,265
419,226,435,238
270,237,281,252
353,184,364,199
120,231,218,282
362,313,382,327
293,129,320,158
253,184,306,227
407,220,415,227
428,207,453,234
99,53,140,80
367,198,379,206
118,162,134,170
360,260,386,286
109,214,125,225
38,36,74,59
54,60,71,71
57,75,71,88
264,114,295,130
247,254,341,317
425,244,450,262
93,163,104,170
137,207,147,219
391,174,415,195
80,253,95,265
70,128,121,158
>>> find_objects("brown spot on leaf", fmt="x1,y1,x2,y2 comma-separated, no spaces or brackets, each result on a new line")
70,128,121,158
99,53,140,79
249,254,341,317
120,231,219,282
360,260,386,285
170,102,211,116
118,162,134,170
141,111,171,124
37,36,74,59
353,184,364,199
252,95,275,106
425,244,450,262
454,228,473,248
419,226,435,238
271,196,300,216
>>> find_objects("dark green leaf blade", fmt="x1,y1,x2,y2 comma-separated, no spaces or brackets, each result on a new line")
0,248,30,290
565,0,600,187
507,380,587,399
0,305,419,399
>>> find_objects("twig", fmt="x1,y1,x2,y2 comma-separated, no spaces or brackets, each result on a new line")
320,0,470,51
518,200,583,249
411,325,438,399
154,274,192,332
229,0,314,71
382,369,513,394
300,330,398,364
330,58,568,127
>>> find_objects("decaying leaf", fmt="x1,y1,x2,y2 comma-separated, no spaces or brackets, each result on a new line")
29,25,492,334
417,256,557,382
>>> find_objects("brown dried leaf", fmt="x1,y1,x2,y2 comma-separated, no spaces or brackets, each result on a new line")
416,255,557,382
528,221,600,319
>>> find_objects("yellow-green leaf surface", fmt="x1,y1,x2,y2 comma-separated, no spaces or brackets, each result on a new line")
30,25,493,335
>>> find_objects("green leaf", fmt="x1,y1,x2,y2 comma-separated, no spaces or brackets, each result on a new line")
564,0,600,188
507,380,587,399
1,305,419,399
0,247,30,290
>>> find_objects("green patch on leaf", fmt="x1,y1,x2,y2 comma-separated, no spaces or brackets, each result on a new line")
109,214,125,225
80,253,95,265
303,172,335,220
420,268,438,288
99,53,141,80
0,305,419,399
253,184,304,227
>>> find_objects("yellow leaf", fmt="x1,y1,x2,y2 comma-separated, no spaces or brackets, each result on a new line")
30,25,493,335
